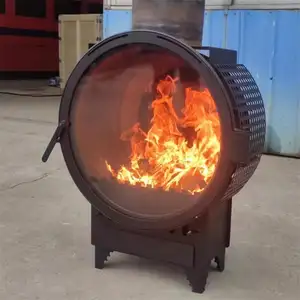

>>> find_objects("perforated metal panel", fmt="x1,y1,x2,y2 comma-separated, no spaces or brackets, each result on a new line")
216,64,266,157
215,64,266,199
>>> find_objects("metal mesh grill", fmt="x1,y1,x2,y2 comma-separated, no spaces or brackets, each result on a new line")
222,158,260,200
215,64,266,157
214,64,266,199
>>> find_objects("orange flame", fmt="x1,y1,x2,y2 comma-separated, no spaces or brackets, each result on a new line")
106,75,221,195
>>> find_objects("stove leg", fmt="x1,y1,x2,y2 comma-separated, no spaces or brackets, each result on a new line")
186,260,211,294
226,198,232,248
95,247,112,269
214,247,226,272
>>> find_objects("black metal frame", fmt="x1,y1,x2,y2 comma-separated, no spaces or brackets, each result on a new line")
92,198,232,294
43,30,265,230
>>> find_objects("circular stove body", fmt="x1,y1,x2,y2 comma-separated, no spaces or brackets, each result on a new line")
44,30,266,231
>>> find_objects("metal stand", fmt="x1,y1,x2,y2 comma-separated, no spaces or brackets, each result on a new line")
91,198,232,294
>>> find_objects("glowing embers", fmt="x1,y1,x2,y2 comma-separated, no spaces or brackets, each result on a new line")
106,76,221,195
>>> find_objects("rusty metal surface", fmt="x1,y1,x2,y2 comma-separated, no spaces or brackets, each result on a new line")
132,0,205,47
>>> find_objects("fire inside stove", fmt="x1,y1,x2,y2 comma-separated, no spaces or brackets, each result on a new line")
67,42,247,217
105,75,221,195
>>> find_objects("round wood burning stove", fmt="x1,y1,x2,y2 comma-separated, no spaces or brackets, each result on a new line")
43,30,266,293
44,30,266,231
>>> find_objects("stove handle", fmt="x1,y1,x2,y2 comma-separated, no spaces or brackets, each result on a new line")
42,120,66,163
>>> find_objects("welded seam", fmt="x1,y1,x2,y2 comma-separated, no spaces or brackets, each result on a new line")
265,12,277,153
223,8,229,49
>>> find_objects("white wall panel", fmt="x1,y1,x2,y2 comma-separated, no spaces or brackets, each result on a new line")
104,0,233,9
104,0,132,7
104,0,300,9
234,0,300,5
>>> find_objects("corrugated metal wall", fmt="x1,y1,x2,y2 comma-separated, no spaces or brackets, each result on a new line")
103,8,300,157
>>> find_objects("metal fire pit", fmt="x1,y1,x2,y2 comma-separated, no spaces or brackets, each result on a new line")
42,0,266,294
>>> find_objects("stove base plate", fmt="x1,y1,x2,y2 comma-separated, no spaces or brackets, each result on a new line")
91,198,232,294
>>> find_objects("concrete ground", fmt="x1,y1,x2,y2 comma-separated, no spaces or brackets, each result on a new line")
0,82,299,300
